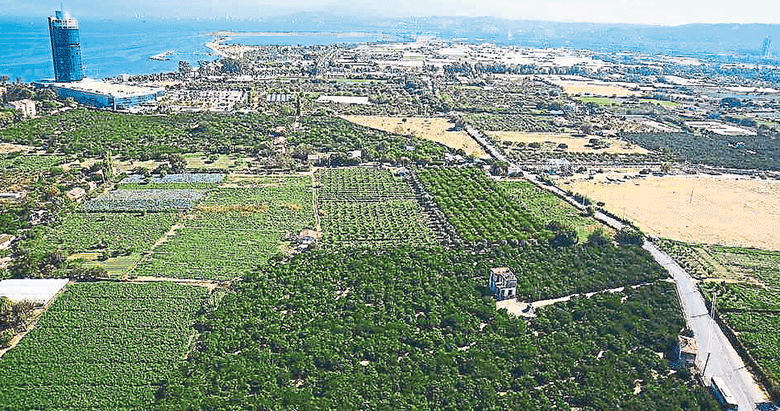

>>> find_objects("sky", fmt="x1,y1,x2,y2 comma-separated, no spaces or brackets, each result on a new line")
3,0,780,26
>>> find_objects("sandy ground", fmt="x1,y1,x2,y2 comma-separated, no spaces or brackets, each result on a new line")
0,143,34,154
206,39,254,59
342,115,488,158
562,174,780,250
490,132,650,155
552,80,640,97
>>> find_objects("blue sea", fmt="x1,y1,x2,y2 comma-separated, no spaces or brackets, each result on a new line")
0,18,402,82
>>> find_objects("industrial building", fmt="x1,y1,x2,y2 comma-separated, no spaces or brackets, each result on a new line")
36,79,165,110
48,9,84,82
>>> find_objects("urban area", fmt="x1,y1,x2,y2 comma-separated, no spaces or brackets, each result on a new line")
0,7,779,411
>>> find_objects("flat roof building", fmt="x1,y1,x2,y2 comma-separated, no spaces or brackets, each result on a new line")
48,9,85,82
7,99,37,118
36,79,165,110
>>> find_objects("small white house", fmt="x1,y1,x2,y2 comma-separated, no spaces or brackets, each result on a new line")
488,267,517,300
7,99,36,118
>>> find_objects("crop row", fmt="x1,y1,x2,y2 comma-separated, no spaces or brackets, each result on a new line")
120,173,226,185
500,180,600,241
320,200,437,247
317,168,437,247
81,189,205,212
44,212,178,254
0,281,207,409
0,154,64,173
417,167,541,243
317,167,415,202
701,281,780,311
133,180,315,280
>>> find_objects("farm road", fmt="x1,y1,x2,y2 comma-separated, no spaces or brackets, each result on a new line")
465,125,774,408
523,172,772,410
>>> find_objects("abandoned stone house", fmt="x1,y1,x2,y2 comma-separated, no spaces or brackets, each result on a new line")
488,267,517,300
676,335,698,367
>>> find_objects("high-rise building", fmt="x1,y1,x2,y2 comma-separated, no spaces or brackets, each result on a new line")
48,9,84,82
762,37,772,58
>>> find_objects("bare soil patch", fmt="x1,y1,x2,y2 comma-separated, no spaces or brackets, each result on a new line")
562,174,780,250
491,132,650,155
342,115,488,158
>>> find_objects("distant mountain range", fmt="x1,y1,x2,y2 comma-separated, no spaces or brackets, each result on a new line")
229,12,780,59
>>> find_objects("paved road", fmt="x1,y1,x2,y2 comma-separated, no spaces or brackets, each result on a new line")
469,115,775,408
645,243,771,410
462,123,509,163
521,172,772,410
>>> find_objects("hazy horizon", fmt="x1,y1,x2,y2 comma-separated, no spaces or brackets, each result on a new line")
2,0,780,26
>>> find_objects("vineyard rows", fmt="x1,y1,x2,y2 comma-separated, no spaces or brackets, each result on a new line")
81,189,205,212
45,212,178,254
660,239,780,397
0,282,207,409
317,168,437,247
133,177,315,280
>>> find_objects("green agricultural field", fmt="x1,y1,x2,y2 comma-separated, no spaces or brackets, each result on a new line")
318,168,416,202
0,154,64,174
80,189,206,212
501,180,603,242
292,116,449,164
70,252,144,278
318,168,437,247
462,113,558,132
45,212,179,255
721,312,780,398
659,239,780,398
417,167,541,243
0,109,285,157
576,96,617,106
640,99,680,108
133,176,315,280
155,248,714,410
0,281,208,409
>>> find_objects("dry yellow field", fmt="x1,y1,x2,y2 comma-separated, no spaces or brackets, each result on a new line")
0,143,34,154
491,132,651,155
342,115,488,158
553,80,640,97
562,174,780,250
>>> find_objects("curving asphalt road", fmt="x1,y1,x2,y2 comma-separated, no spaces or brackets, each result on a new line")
523,172,772,410
473,126,775,409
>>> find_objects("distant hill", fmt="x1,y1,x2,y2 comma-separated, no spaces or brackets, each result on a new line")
250,12,780,58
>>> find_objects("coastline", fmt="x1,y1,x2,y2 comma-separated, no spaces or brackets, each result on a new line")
205,30,379,37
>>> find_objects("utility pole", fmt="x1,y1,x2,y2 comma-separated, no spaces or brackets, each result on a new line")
702,352,712,376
